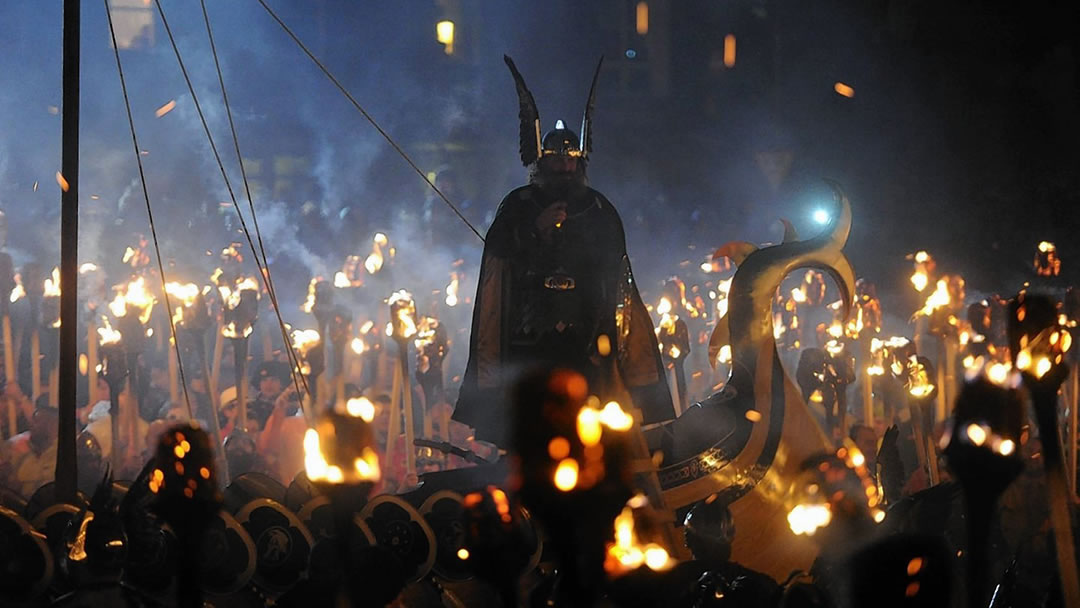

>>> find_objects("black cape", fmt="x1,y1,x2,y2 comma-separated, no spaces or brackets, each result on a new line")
454,183,674,445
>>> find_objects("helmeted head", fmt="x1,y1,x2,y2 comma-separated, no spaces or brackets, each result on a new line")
252,360,289,398
683,497,735,563
536,120,584,190
504,55,602,190
541,121,583,160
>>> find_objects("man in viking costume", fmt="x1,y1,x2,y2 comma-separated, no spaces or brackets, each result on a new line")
453,56,673,445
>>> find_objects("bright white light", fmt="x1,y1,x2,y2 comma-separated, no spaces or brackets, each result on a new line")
812,209,830,225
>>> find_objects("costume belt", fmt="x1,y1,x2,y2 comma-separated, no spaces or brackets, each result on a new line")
542,274,576,291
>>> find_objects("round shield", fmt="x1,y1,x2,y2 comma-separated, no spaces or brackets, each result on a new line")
359,494,437,584
224,472,288,513
235,498,314,596
295,494,378,588
124,521,178,596
30,502,81,553
30,502,79,595
297,496,331,536
198,509,256,596
419,490,472,582
285,471,320,512
0,505,53,601
25,482,88,521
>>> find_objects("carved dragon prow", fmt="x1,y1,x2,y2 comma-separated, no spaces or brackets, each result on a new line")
654,181,855,580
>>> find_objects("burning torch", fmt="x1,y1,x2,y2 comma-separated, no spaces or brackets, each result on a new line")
913,273,965,422
1034,241,1061,277
414,315,448,440
0,253,14,438
41,267,61,410
290,328,322,418
324,310,352,414
655,296,690,415
108,277,155,469
165,282,227,471
940,366,1025,608
308,278,346,411
387,290,418,479
903,355,938,485
302,393,381,603
1007,293,1080,606
22,263,43,405
78,263,104,410
96,316,127,473
221,277,259,433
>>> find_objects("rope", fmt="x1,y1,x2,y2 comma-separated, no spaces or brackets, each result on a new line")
153,0,311,399
103,0,194,421
253,0,485,242
197,0,308,404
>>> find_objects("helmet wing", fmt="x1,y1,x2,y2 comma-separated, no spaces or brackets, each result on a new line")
579,56,604,159
503,55,542,166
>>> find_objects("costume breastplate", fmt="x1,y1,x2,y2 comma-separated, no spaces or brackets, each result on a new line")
510,227,594,350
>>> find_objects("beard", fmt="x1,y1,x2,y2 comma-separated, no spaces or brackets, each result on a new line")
529,164,588,200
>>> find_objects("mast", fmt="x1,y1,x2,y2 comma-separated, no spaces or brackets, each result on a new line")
56,0,80,501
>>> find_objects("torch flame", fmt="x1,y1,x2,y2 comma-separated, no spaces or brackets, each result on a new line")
599,400,634,431
787,503,832,536
304,427,381,484
717,344,732,364
164,282,200,325
1034,241,1061,276
350,336,367,354
302,277,318,314
97,316,122,346
9,273,25,303
985,362,1014,386
291,328,321,353
43,267,61,298
827,321,844,339
222,276,259,311
221,322,254,339
604,501,675,574
108,277,155,325
445,274,460,307
553,458,579,491
910,250,933,292
345,397,375,422
915,279,950,318
656,296,672,316
387,289,417,339
910,271,928,292
166,281,197,302
907,356,935,398
577,399,633,448
364,233,388,275
413,316,440,351
715,278,732,318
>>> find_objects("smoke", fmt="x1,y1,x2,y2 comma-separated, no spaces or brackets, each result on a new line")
2,0,1065,389
248,199,329,281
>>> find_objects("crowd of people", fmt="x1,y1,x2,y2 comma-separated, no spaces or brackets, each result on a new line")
1,58,1078,608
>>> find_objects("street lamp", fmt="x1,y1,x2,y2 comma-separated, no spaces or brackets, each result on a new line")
436,20,454,55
